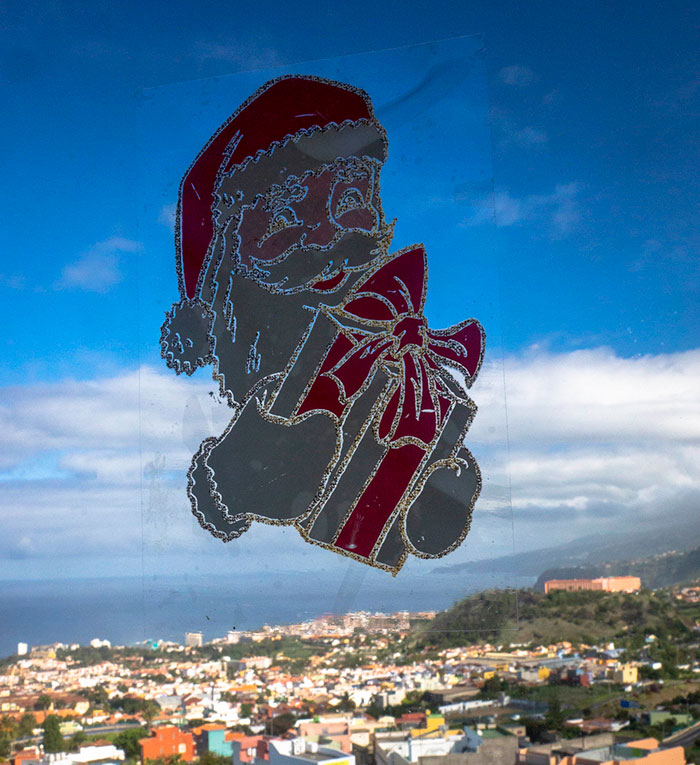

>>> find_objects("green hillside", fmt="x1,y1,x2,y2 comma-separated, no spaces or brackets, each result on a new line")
414,588,695,648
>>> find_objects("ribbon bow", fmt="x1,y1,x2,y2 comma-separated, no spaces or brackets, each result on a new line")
297,247,484,447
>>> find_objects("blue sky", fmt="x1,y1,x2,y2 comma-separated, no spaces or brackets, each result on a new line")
2,0,698,382
1,1,699,595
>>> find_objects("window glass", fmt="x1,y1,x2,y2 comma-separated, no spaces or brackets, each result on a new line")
134,37,516,639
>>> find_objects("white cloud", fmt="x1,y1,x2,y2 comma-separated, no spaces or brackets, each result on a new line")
473,347,700,445
0,366,228,469
468,190,523,227
506,446,700,509
0,367,233,568
489,108,548,150
466,347,700,546
1,347,699,569
0,274,27,290
499,64,535,86
465,182,581,234
56,237,143,292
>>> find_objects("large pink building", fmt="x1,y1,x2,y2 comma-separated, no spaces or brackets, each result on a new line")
544,576,641,594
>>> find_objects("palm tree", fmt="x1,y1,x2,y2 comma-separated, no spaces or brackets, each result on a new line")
142,701,159,733
0,716,18,740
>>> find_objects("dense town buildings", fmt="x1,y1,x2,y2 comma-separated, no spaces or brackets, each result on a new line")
1,600,697,765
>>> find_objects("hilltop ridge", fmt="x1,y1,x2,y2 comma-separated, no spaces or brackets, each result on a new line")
412,586,697,648
534,546,700,592
432,509,700,580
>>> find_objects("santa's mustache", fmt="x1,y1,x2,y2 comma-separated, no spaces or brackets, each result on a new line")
246,226,394,294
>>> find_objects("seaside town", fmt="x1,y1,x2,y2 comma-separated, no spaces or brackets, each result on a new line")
2,577,700,765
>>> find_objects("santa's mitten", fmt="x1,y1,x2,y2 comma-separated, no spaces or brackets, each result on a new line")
160,299,215,375
203,393,338,525
404,446,481,558
188,437,252,541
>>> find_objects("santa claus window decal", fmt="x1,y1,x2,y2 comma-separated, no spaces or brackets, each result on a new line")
160,75,485,575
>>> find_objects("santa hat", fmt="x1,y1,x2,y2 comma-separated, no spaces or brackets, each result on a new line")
177,75,387,300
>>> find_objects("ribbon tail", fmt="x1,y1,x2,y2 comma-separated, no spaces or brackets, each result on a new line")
328,335,393,401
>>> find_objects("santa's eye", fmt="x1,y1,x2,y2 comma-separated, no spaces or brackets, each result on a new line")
334,188,366,217
261,207,300,243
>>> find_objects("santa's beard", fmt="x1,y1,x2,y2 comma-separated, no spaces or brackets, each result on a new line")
208,223,394,405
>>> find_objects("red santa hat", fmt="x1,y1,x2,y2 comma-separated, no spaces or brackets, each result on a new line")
177,75,387,299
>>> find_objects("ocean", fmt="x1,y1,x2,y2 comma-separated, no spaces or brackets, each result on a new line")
0,570,534,658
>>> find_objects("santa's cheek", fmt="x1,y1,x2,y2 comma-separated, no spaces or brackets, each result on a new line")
254,228,304,261
237,213,303,264
333,208,375,232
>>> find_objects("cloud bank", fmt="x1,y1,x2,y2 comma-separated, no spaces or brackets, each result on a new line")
1,347,699,576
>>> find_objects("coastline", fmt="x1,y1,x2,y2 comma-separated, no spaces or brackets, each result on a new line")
0,571,535,658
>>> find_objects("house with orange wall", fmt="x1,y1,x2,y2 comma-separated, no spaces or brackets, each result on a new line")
139,726,195,764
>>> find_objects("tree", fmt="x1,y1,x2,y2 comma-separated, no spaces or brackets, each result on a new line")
239,703,253,718
87,686,109,710
271,712,296,735
116,697,147,716
67,731,87,752
0,717,17,739
229,725,253,736
335,693,356,712
0,717,17,759
522,718,549,744
18,713,37,738
479,675,505,698
545,697,567,730
0,733,11,759
365,696,382,721
145,756,181,765
42,715,64,753
198,753,231,765
113,728,147,759
35,694,52,711
142,701,159,733
640,665,662,681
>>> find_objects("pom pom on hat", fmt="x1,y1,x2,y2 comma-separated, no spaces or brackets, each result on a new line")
160,299,215,376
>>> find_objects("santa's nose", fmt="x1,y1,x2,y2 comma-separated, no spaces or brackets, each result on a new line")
303,217,338,247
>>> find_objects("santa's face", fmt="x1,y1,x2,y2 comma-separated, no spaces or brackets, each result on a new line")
198,156,391,404
232,157,389,292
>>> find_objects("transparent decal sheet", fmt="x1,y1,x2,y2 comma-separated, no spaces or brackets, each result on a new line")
161,74,485,574
139,37,516,627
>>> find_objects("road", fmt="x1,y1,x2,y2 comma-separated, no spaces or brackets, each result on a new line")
81,723,144,735
661,720,700,749
17,721,143,745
